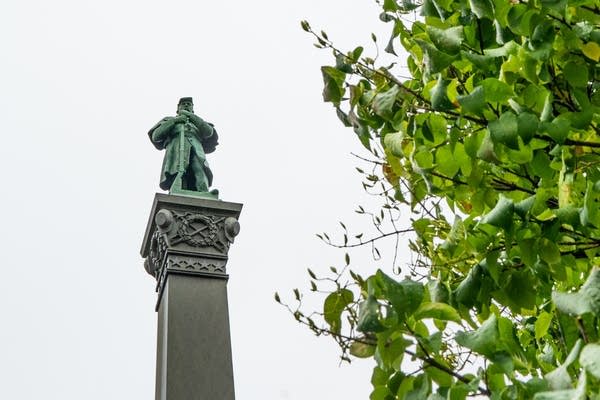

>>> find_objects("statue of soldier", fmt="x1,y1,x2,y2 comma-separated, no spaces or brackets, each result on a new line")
148,97,218,196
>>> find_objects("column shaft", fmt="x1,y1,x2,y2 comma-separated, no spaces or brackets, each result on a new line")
155,274,235,400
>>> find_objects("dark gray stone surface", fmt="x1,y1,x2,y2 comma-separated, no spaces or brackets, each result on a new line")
141,193,243,263
141,193,242,400
155,274,235,400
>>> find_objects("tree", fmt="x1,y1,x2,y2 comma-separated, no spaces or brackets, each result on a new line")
279,0,600,398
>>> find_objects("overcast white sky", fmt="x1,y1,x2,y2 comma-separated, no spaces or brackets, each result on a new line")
0,1,410,398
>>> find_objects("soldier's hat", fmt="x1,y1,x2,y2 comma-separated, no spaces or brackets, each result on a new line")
178,97,193,106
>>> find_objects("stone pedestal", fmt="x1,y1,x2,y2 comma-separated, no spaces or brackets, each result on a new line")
141,194,242,400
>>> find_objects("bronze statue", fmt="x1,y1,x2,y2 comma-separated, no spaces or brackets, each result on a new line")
149,97,218,197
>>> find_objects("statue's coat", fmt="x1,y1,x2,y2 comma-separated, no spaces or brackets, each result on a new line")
149,116,218,191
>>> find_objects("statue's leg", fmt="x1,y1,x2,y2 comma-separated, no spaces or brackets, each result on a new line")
189,156,209,192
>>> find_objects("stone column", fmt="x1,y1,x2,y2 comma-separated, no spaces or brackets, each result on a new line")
141,193,242,400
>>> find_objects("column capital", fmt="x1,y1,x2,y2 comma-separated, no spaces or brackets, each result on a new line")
141,194,243,307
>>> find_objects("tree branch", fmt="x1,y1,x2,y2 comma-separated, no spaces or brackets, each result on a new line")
321,229,414,248
291,316,491,397
534,135,600,148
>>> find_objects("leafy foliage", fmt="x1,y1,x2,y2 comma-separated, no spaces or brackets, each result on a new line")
281,0,600,398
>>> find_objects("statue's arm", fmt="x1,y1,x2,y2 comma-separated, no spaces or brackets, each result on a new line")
188,114,214,139
202,124,219,154
148,117,176,149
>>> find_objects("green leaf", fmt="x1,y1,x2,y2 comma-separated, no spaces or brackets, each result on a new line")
414,149,434,170
476,131,499,163
539,118,568,144
373,85,400,118
436,146,460,177
458,86,485,114
400,0,420,11
427,26,464,55
525,378,549,397
378,337,410,371
544,339,583,390
540,92,554,122
469,0,494,20
552,267,600,316
455,314,499,357
324,289,354,333
540,0,566,12
555,206,581,227
375,270,424,318
430,76,456,111
507,5,536,36
426,364,453,388
426,393,445,400
321,66,346,104
428,279,450,303
461,51,495,71
533,390,575,400
371,366,390,386
514,195,535,218
489,111,519,149
405,374,430,400
415,39,456,74
441,215,464,252
517,112,539,143
529,20,555,56
503,269,537,311
534,372,586,400
563,61,589,88
580,181,600,227
383,0,398,11
454,264,485,307
484,40,519,57
505,137,534,164
420,0,441,17
535,312,553,340
370,386,393,400
348,110,372,150
580,343,600,379
480,195,514,229
384,131,405,158
335,53,353,73
481,78,513,103
497,315,525,358
352,46,364,62
538,238,561,265
426,113,448,145
335,107,352,127
415,302,461,323
357,295,386,333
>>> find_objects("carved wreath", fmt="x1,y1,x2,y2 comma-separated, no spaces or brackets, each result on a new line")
175,213,219,247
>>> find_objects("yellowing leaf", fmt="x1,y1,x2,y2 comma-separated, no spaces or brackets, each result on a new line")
349,340,376,358
581,41,600,61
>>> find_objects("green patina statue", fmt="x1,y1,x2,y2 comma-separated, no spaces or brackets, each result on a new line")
149,97,219,198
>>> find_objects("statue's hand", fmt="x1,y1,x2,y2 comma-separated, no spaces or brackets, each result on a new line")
174,114,187,123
